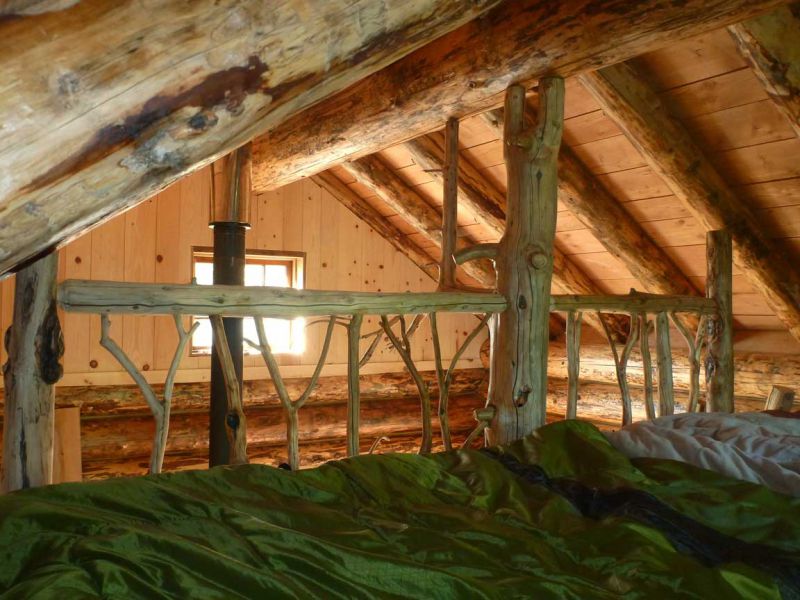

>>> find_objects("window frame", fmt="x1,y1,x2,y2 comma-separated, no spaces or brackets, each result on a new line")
190,247,306,357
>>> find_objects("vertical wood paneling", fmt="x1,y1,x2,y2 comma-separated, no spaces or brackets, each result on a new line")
62,234,92,373
122,198,157,372
154,182,182,371
40,174,478,383
0,277,14,368
88,214,126,372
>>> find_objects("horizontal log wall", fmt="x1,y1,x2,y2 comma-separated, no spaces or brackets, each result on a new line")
0,369,489,478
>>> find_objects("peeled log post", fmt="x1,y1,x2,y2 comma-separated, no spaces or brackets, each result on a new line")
639,315,656,420
487,79,564,445
565,311,582,420
706,230,734,413
728,4,800,137
346,315,362,457
655,312,675,416
439,118,459,290
0,0,498,276
252,0,784,190
1,252,63,492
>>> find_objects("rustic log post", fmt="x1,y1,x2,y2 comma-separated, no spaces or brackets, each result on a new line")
487,78,564,445
655,311,675,416
706,230,734,413
439,118,459,290
346,314,363,457
639,314,656,420
565,311,582,420
1,251,63,493
208,145,252,467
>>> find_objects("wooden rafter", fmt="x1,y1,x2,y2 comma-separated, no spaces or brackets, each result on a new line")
341,155,497,287
0,0,499,275
251,0,784,191
337,155,568,336
728,3,800,137
403,125,626,340
580,62,800,342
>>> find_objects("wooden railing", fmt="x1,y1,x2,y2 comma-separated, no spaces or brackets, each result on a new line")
58,281,505,472
546,230,733,427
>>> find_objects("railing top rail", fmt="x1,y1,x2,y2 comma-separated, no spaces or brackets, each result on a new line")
58,280,507,318
551,293,716,315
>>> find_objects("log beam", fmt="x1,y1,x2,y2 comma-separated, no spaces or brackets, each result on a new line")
1,252,63,492
58,280,508,317
728,3,800,137
580,62,800,342
252,0,784,190
341,155,497,287
488,79,564,444
0,0,498,275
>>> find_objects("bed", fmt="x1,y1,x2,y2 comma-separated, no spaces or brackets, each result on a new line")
1,419,798,599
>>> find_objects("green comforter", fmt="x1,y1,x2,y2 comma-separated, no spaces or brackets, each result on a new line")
0,421,798,599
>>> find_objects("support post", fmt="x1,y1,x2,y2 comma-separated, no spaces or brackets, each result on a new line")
487,78,564,444
439,117,459,289
706,229,734,412
566,311,582,419
1,252,63,492
655,311,675,416
209,145,251,466
346,314,363,457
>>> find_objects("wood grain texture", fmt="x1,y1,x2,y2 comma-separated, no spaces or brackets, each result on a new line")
580,62,800,342
0,0,499,275
252,0,783,190
705,230,734,412
487,80,563,444
59,280,507,317
1,252,62,492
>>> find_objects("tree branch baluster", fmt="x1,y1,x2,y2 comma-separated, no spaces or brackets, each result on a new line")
100,314,198,473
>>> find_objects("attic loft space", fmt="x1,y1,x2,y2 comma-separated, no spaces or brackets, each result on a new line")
0,1,799,598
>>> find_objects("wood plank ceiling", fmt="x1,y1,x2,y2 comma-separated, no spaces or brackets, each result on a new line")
318,27,800,335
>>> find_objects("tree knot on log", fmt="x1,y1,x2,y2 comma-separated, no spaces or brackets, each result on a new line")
226,412,241,431
36,301,63,385
527,245,549,270
515,385,531,407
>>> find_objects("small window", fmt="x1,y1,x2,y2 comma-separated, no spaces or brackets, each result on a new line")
191,249,306,356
